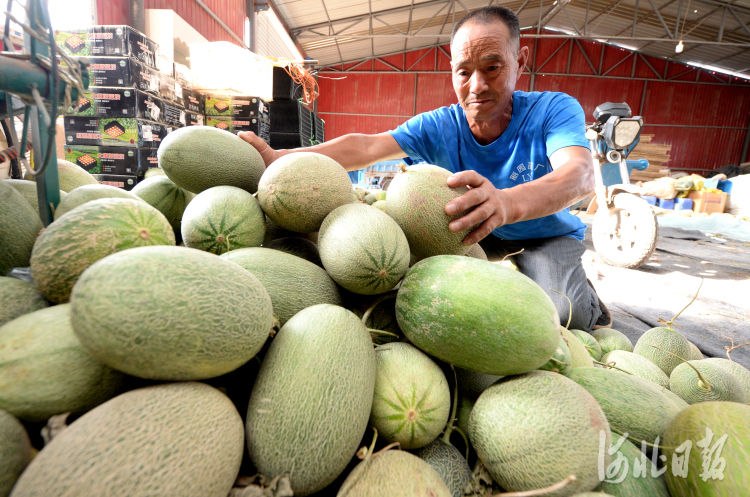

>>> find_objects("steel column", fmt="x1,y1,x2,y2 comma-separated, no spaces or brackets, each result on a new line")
741,109,750,163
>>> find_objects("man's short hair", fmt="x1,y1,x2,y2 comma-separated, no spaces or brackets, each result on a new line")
450,6,521,49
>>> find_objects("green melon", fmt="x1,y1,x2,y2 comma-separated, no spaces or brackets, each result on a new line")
131,175,195,240
246,304,376,496
319,203,410,295
144,167,165,178
0,182,42,276
669,360,746,404
0,409,32,497
600,350,671,389
220,247,341,326
258,152,353,233
702,358,750,400
633,327,691,376
415,440,473,497
0,276,48,326
574,493,615,497
337,449,451,497
386,164,474,260
595,437,670,497
465,243,488,260
562,328,596,369
4,179,67,217
455,367,502,399
354,187,368,201
181,185,265,255
157,126,265,193
263,236,323,267
370,342,450,450
372,199,387,212
655,383,690,410
46,160,99,192
687,341,704,360
591,328,634,354
455,395,474,437
375,191,387,201
469,371,611,496
396,256,559,376
539,335,573,376
571,329,603,361
662,402,750,497
10,382,244,497
0,304,126,422
568,367,684,445
364,193,377,205
53,183,142,219
30,198,175,303
71,245,273,380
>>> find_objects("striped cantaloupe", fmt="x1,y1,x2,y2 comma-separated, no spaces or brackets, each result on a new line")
30,198,175,303
257,152,353,233
53,183,142,219
386,164,474,260
538,336,573,376
246,304,376,496
318,203,410,295
181,185,265,255
131,175,195,242
9,382,244,497
669,360,746,404
570,329,603,361
0,304,127,422
220,247,341,326
369,342,450,449
0,182,42,276
633,327,692,376
590,328,633,354
562,328,595,369
469,371,611,496
71,246,273,380
0,277,48,326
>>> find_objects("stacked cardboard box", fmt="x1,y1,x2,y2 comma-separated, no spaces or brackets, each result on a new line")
629,135,672,182
204,94,270,144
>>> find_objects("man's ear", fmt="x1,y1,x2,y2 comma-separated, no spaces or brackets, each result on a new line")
517,45,530,80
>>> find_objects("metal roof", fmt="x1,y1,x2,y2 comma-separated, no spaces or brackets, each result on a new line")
272,0,750,77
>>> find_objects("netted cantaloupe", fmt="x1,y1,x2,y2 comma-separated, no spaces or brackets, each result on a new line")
0,277,48,326
562,327,595,369
246,305,376,496
396,256,559,376
0,182,42,276
633,327,691,376
465,243,488,260
370,342,450,450
662,402,750,497
600,350,670,389
71,246,273,380
337,448,451,497
539,335,573,376
0,408,32,497
220,247,341,326
258,152,353,233
687,340,704,360
4,179,67,217
570,329,603,361
263,236,323,267
131,175,195,241
40,160,99,192
30,198,175,303
669,360,746,404
10,382,244,497
591,328,633,354
386,164,474,260
181,185,265,255
53,183,142,219
415,440,473,497
0,304,127,422
318,203,410,295
157,126,266,194
595,437,670,497
702,358,750,400
469,371,611,496
568,367,684,445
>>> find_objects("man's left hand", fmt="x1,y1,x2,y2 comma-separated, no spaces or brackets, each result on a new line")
445,171,511,245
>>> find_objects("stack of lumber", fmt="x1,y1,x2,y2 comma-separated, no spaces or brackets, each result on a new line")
628,134,672,182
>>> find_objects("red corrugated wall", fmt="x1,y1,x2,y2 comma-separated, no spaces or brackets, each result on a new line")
95,0,245,45
318,35,750,172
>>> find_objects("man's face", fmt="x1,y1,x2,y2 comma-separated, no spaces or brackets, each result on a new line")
450,21,527,121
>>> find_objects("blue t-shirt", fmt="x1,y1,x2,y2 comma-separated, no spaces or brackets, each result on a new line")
388,91,590,241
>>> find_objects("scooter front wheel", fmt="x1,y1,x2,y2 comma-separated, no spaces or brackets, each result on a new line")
592,193,658,269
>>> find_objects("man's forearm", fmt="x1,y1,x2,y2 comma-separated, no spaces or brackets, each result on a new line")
279,133,404,172
503,160,595,225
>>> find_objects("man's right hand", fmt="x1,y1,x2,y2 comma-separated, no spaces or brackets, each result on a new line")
238,131,284,168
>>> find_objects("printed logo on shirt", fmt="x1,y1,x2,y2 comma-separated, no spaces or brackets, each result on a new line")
509,162,546,183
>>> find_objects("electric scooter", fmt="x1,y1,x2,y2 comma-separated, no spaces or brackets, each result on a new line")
585,102,658,269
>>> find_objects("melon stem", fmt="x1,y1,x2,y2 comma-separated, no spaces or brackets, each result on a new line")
594,360,634,375
650,344,713,391
491,474,576,496
360,292,397,328
550,289,573,330
665,279,703,329
451,426,471,461
442,366,459,444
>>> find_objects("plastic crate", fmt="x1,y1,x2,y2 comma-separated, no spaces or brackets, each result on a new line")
270,132,315,150
673,198,693,211
314,114,325,143
272,66,304,100
269,100,313,138
658,198,675,210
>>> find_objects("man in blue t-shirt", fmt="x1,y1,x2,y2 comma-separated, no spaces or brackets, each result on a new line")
240,6,611,332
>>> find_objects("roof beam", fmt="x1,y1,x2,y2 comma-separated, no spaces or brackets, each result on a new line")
646,0,675,39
